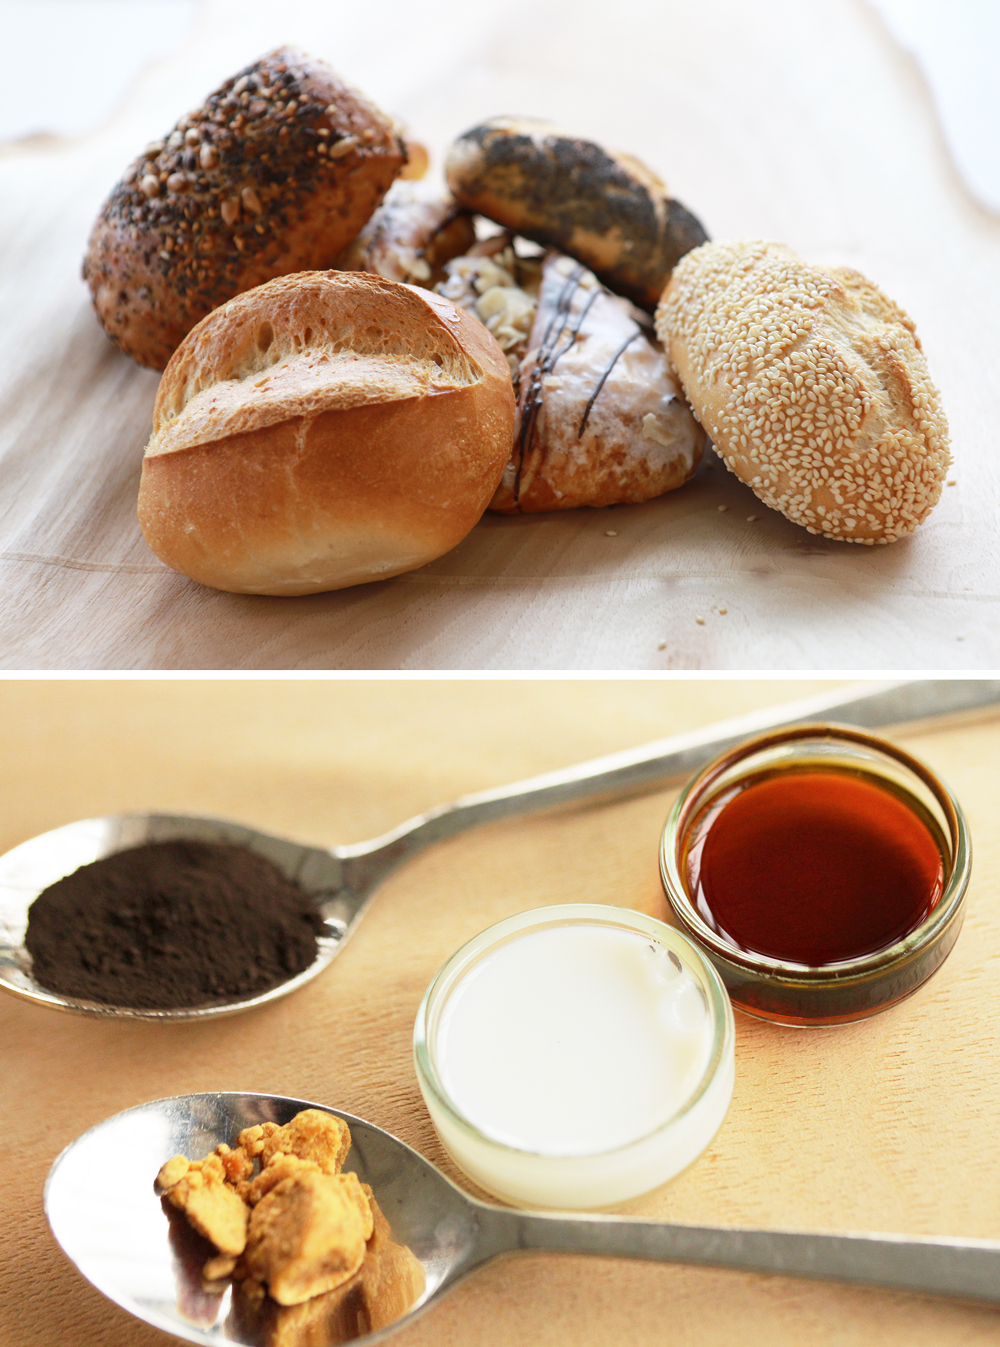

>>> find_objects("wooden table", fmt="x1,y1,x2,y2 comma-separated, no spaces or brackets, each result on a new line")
3,678,999,1346
1,0,998,668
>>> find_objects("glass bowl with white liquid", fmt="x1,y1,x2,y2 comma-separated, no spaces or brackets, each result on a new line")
413,904,735,1209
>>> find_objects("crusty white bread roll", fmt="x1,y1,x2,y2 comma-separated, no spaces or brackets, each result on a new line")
656,240,951,544
446,117,708,311
490,253,705,512
84,48,406,370
137,271,516,594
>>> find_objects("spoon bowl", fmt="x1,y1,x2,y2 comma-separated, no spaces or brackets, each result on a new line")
0,815,351,1019
6,680,1000,1018
45,1091,1000,1347
44,1092,472,1346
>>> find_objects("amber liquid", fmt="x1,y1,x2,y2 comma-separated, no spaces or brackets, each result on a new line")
685,769,945,966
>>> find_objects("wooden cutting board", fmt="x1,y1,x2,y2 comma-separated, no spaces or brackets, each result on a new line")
1,678,998,1346
1,0,998,669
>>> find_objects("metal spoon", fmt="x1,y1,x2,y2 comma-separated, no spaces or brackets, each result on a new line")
4,679,998,1019
44,1091,1000,1347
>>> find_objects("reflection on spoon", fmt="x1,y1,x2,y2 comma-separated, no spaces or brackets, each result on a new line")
163,1200,230,1330
229,1198,424,1347
45,1092,1000,1347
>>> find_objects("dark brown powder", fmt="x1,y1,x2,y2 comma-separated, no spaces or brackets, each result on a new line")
24,840,326,1009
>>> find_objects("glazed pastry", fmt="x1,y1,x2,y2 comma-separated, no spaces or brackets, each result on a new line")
446,117,708,311
657,239,951,543
84,47,405,370
490,252,706,512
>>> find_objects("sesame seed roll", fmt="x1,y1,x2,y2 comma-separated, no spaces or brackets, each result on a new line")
656,240,951,544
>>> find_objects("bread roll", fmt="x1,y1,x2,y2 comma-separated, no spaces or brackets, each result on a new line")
445,116,708,311
656,240,951,544
333,181,476,288
137,271,516,594
490,253,705,512
84,48,405,370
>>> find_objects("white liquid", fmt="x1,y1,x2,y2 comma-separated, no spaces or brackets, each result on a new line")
434,924,713,1156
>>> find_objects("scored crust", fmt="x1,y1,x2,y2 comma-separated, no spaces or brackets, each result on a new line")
138,271,516,595
656,240,951,544
84,47,405,370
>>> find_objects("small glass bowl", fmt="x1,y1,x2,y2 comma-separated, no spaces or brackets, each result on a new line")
659,725,971,1027
413,904,735,1210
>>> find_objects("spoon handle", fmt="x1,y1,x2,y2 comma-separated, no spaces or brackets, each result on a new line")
336,680,1000,901
482,1209,1000,1304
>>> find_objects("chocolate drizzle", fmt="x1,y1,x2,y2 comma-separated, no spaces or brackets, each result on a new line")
512,258,646,505
512,265,612,505
576,328,643,439
513,263,586,505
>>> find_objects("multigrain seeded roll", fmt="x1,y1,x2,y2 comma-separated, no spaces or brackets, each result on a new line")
445,117,708,311
656,240,951,544
84,48,406,370
137,271,516,595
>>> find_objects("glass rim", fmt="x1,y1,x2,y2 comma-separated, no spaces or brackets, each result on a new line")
659,722,972,985
413,903,735,1164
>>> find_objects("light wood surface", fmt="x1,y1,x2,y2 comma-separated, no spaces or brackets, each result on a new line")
0,0,998,668
2,678,999,1347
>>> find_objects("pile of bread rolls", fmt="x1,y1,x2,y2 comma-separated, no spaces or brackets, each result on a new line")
84,47,951,595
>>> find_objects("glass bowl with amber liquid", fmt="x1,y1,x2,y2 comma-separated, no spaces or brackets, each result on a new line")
659,725,971,1025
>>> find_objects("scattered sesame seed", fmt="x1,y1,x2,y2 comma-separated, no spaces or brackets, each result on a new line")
747,515,757,522
717,504,728,512
718,607,728,614
657,641,667,650
947,479,956,486
696,617,705,625
605,529,618,537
